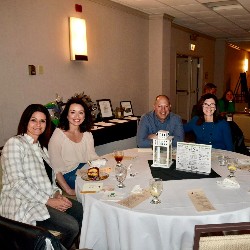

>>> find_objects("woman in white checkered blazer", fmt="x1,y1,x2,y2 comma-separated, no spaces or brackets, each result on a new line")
0,104,83,249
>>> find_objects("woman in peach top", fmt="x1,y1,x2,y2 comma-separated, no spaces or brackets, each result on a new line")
48,97,98,196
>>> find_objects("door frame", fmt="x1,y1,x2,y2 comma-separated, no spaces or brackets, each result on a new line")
175,54,203,121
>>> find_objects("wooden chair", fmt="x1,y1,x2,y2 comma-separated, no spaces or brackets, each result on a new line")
193,222,250,250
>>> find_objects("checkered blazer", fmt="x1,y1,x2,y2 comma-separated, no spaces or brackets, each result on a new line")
0,134,61,225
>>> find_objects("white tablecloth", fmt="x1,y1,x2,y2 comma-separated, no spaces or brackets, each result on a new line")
76,148,250,250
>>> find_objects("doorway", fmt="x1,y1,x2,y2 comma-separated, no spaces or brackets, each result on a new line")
176,54,203,121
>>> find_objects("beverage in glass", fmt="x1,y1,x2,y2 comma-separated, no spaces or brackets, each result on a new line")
149,178,163,204
113,150,124,164
227,158,238,178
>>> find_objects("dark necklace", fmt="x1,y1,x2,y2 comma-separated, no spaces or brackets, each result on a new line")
202,122,214,145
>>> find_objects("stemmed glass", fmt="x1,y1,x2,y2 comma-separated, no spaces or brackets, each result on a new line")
149,178,163,204
218,155,228,166
113,150,124,164
227,158,238,178
115,164,127,188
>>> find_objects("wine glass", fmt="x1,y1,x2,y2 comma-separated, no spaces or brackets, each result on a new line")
113,150,124,164
218,155,228,166
227,158,238,178
149,178,163,204
115,164,127,188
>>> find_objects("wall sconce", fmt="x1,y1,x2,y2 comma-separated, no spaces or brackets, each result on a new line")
189,43,196,51
244,58,248,72
69,17,88,61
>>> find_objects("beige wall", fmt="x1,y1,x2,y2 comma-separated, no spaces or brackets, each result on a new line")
0,0,149,145
0,0,218,146
170,25,216,109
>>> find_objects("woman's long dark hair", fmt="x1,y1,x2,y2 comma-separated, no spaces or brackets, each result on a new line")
59,97,92,132
17,104,51,148
221,89,234,111
196,93,220,125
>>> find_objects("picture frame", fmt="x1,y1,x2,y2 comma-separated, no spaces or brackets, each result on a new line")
120,101,133,116
96,99,114,119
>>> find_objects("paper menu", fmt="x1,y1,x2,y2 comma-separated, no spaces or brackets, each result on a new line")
108,119,128,123
118,189,151,208
94,122,115,127
176,142,212,174
91,126,105,130
188,189,215,212
124,116,138,120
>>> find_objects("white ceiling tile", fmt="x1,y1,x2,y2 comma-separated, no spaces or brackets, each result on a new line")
238,0,250,6
187,10,217,18
215,8,249,17
109,0,250,41
158,0,198,6
196,0,229,3
173,3,209,12
158,7,191,17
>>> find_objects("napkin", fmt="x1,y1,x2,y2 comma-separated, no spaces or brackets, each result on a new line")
100,191,125,202
90,158,107,167
131,185,143,194
217,177,240,189
80,182,103,194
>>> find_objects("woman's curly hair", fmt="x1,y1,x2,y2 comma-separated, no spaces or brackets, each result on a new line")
58,97,93,132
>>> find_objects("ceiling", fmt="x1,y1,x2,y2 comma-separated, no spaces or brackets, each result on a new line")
109,0,250,51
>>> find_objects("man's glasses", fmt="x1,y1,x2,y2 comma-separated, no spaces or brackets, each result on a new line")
203,103,216,108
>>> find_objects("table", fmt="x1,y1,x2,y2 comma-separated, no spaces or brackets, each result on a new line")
91,119,138,146
91,118,138,155
76,148,250,250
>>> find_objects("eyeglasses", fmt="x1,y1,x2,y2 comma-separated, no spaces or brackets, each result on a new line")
203,103,216,108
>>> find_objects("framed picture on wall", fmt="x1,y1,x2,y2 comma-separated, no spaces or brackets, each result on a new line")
96,99,114,119
120,101,133,116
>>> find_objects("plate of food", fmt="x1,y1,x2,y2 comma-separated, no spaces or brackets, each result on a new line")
80,167,109,181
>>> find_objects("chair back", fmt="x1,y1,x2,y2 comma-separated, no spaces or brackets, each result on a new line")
0,215,64,250
193,222,250,250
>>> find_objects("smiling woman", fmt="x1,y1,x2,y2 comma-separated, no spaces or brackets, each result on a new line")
0,104,83,249
184,94,234,151
48,97,99,196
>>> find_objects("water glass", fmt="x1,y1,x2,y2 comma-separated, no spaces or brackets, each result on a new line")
218,155,228,166
115,164,127,188
227,158,238,178
149,178,163,204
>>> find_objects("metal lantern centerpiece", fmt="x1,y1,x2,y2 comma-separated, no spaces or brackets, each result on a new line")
152,130,174,168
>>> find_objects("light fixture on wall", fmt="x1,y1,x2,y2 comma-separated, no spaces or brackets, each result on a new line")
244,58,248,72
69,17,88,61
189,43,196,51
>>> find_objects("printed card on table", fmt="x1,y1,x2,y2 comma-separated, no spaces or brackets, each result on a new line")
118,189,151,208
188,189,215,212
81,183,103,194
176,142,212,174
